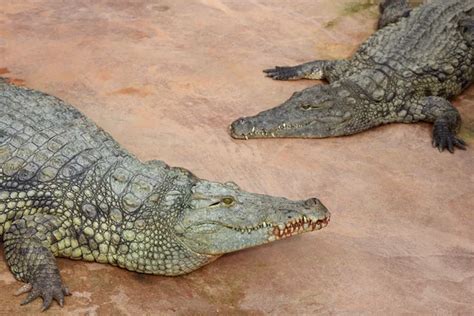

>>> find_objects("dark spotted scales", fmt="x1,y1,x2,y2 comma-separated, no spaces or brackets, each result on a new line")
230,0,473,153
0,78,331,310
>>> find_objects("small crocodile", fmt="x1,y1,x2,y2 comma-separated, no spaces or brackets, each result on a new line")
0,79,330,310
230,0,474,153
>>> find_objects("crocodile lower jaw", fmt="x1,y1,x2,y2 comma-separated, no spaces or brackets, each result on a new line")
226,213,331,241
230,122,308,139
269,216,330,241
230,120,336,139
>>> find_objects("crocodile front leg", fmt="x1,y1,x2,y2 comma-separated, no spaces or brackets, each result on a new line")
3,214,71,311
263,60,350,82
411,96,466,153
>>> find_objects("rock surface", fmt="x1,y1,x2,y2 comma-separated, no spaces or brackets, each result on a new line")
0,0,473,314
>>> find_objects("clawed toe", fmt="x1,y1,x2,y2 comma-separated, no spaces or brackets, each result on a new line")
432,124,467,153
263,66,301,80
15,279,70,311
20,287,41,306
15,283,33,296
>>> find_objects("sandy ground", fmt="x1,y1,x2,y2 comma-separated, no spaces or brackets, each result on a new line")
0,0,473,314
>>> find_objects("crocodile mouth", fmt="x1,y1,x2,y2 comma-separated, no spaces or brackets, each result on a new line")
224,212,331,241
270,215,330,240
230,120,317,139
230,117,347,139
177,209,330,256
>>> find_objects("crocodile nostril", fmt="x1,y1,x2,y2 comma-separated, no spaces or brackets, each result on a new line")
304,198,320,208
230,118,253,135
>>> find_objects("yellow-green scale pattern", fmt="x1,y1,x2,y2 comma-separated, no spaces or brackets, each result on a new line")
0,80,209,280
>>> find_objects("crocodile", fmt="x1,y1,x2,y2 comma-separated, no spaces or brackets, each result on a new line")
230,0,474,153
0,78,330,310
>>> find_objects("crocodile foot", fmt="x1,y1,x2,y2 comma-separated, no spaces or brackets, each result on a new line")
432,121,467,153
15,275,71,311
263,66,304,80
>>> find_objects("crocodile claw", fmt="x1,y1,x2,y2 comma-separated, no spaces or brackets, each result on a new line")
432,122,467,153
15,277,70,311
263,66,303,80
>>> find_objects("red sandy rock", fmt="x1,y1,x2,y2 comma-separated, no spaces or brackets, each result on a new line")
0,0,473,314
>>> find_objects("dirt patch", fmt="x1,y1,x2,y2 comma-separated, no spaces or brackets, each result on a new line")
6,78,26,86
325,0,378,28
111,87,151,97
343,0,376,15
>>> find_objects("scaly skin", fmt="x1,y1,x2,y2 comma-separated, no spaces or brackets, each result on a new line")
230,0,474,153
0,79,330,310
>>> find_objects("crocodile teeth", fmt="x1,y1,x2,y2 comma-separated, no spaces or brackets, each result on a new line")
231,215,330,238
269,215,330,240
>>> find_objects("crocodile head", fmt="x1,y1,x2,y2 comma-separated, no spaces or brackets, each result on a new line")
230,83,363,139
174,180,330,256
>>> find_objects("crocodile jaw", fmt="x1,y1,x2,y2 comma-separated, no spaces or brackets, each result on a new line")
230,84,354,139
175,180,330,256
230,114,351,139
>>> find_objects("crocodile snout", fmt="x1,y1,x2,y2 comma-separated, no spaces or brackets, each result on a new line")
230,117,253,139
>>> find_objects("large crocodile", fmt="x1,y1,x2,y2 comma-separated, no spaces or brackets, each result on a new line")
0,79,330,310
230,0,474,153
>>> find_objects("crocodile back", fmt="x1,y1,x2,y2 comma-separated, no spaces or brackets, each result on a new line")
350,0,474,99
0,80,131,186
354,0,474,74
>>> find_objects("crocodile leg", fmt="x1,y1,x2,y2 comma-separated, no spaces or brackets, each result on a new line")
3,215,70,311
378,0,411,29
413,96,466,153
263,60,349,82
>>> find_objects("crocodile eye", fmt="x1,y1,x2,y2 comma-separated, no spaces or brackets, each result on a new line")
221,197,235,206
300,104,312,110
